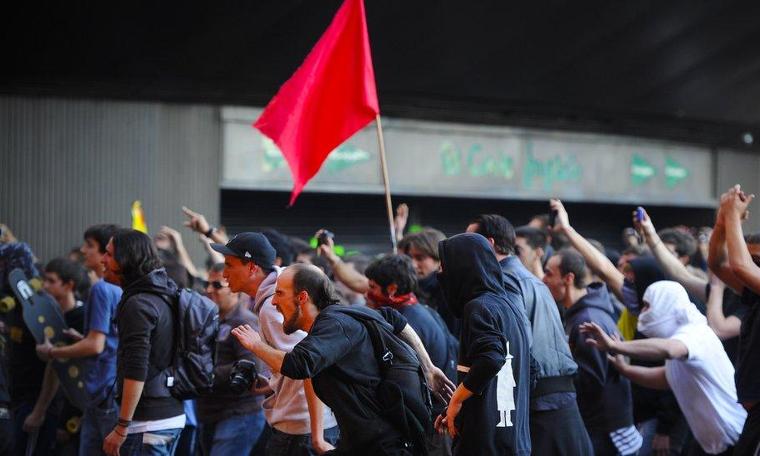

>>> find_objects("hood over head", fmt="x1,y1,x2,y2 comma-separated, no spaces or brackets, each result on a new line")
638,280,706,338
629,256,666,306
437,233,506,318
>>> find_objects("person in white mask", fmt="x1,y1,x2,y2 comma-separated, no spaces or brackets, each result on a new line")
581,280,746,455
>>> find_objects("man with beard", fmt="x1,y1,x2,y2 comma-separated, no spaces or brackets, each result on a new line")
211,233,337,455
434,233,532,455
232,263,454,455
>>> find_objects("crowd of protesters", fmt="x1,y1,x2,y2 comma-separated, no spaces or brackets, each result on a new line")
0,183,759,455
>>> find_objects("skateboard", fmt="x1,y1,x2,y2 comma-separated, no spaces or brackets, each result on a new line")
8,268,89,411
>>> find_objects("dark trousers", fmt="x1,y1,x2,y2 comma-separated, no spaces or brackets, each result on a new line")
588,431,620,456
735,404,760,456
530,403,594,456
266,425,339,456
687,440,733,456
11,401,59,456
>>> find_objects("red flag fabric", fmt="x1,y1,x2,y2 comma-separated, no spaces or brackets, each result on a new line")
254,0,380,205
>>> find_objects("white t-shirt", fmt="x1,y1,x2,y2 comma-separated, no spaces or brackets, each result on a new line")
665,324,747,454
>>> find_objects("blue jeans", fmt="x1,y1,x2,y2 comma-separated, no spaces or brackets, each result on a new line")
120,428,182,456
265,425,339,456
200,411,265,456
79,402,119,456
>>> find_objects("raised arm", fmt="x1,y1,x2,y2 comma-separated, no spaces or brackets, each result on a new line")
316,230,369,293
160,226,203,280
635,208,707,301
722,186,760,294
182,206,229,245
551,199,625,300
705,275,741,340
709,191,746,293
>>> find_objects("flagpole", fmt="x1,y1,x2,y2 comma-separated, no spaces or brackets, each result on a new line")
375,114,397,254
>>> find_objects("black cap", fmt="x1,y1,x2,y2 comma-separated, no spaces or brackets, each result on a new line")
211,232,276,269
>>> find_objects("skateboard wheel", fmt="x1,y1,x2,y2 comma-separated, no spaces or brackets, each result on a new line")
66,416,81,433
0,296,14,312
29,277,43,291
68,366,79,378
44,326,55,339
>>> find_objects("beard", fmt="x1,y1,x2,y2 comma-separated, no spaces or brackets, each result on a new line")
282,304,301,335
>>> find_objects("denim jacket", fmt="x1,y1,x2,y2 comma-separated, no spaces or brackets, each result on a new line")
500,256,577,380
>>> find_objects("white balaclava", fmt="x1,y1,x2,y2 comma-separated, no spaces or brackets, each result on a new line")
637,280,706,338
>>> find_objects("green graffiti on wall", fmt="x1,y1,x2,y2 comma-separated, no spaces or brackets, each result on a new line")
521,147,582,191
631,154,656,186
664,157,689,188
439,141,515,179
261,138,370,173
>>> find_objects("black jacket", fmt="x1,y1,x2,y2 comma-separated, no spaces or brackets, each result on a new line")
115,268,183,421
418,272,460,337
564,282,634,432
438,233,532,456
281,305,411,454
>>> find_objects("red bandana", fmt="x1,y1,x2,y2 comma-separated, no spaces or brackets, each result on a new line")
366,290,418,310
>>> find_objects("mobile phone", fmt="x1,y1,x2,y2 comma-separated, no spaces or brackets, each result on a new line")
635,207,645,222
549,208,558,227
317,229,334,247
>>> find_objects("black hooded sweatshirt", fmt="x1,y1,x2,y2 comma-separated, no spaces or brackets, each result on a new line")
437,233,532,456
115,268,183,421
564,282,634,433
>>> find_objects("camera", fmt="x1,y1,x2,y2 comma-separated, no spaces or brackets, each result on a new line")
229,359,258,394
317,229,335,247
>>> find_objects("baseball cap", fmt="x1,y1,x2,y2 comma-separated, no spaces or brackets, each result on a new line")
211,232,276,269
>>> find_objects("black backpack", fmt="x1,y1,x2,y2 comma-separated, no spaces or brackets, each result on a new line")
156,289,219,400
340,309,433,455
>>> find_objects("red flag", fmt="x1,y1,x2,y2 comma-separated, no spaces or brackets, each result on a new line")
254,0,379,205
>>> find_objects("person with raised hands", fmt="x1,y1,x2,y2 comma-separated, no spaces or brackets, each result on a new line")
634,208,709,302
181,206,228,245
713,184,760,454
582,280,746,455
634,207,748,356
549,199,629,304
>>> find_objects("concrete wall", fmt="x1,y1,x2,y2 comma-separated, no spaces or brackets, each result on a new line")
1,95,758,264
0,96,221,265
716,148,760,233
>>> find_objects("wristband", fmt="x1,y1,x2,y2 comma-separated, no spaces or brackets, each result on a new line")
204,227,215,238
117,418,132,427
113,427,127,438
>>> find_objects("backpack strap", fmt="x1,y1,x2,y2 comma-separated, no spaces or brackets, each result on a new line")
336,310,393,367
